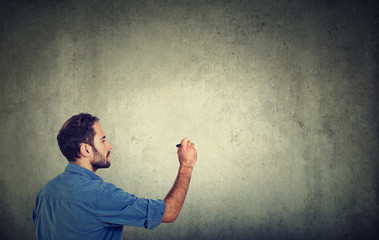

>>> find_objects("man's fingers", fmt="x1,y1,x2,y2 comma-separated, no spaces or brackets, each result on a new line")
181,138,189,146
178,138,195,150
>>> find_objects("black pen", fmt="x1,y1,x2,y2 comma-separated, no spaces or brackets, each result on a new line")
176,144,181,148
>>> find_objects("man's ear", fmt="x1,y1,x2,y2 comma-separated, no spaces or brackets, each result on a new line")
79,143,93,158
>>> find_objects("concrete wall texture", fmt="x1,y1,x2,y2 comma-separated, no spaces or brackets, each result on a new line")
0,0,378,239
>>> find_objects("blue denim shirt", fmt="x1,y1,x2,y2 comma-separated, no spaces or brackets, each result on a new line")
33,163,165,240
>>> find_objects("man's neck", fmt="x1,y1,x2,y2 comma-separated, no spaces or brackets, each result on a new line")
70,159,97,173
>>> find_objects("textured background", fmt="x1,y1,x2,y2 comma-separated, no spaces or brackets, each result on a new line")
0,0,378,239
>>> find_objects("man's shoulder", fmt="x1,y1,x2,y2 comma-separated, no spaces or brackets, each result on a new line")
38,171,108,202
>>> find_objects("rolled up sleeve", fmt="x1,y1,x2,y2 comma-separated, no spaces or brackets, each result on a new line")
96,183,165,230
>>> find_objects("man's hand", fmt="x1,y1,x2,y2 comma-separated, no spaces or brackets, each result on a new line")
162,138,197,223
177,138,197,169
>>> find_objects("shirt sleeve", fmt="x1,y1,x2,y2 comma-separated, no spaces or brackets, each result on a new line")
95,182,165,230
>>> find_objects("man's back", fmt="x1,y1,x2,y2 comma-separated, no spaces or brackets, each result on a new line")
33,163,165,240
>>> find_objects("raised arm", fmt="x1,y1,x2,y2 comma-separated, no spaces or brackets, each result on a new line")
161,138,197,223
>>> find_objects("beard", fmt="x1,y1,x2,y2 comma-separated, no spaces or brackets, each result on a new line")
91,146,111,171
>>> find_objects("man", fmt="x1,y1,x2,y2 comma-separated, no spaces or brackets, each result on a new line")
32,113,197,240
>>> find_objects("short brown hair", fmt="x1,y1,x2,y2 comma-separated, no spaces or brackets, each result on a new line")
57,113,99,162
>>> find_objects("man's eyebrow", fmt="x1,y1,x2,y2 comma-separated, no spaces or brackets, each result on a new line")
101,136,106,140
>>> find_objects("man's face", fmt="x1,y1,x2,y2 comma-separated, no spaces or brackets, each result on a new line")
90,122,112,170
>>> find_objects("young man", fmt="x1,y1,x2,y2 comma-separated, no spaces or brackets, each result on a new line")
33,113,197,240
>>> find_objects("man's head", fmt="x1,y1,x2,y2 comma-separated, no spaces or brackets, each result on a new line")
57,113,112,171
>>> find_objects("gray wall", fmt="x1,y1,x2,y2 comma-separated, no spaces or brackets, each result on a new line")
1,0,378,239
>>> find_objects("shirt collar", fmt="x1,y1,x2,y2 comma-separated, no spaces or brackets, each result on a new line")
65,163,103,181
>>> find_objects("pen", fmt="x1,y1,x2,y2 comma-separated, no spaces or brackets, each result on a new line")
176,144,181,148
